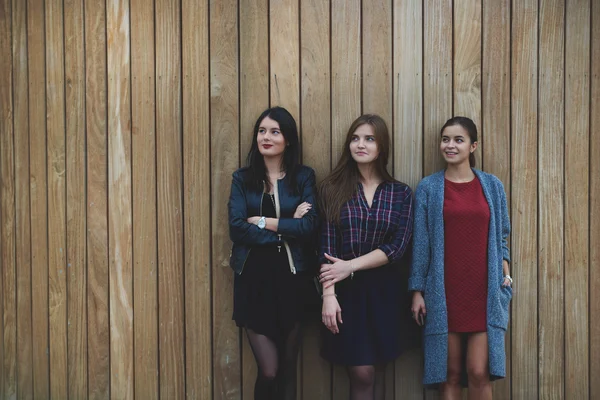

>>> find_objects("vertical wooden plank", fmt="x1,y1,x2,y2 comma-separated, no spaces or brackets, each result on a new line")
423,0,452,177
394,0,423,397
331,0,361,164
538,0,565,397
131,0,159,398
424,2,452,399
64,0,87,398
45,0,68,396
155,0,185,398
0,0,16,396
239,0,269,396
362,0,392,126
301,0,331,179
85,0,110,396
564,0,590,398
510,0,538,397
482,0,511,398
393,0,423,189
270,0,299,119
331,1,361,397
12,0,33,398
590,2,600,398
211,0,240,396
453,0,481,168
27,0,49,397
300,0,332,397
182,0,212,398
107,0,134,398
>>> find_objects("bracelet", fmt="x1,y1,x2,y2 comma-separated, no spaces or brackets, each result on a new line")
350,261,355,279
321,293,337,299
504,274,513,284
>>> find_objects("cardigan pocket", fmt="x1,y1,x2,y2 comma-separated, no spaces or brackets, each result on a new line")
490,284,512,330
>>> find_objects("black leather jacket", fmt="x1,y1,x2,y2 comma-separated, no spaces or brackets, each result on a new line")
228,165,319,275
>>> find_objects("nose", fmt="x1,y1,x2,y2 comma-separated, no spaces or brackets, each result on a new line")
357,139,366,148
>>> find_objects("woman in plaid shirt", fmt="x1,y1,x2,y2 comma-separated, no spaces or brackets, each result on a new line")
318,114,414,399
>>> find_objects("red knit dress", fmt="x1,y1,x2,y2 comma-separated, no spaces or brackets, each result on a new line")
443,177,490,332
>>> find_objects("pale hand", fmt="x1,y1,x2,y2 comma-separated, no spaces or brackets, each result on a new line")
247,216,260,225
322,295,342,334
294,202,312,218
319,254,353,288
411,291,427,326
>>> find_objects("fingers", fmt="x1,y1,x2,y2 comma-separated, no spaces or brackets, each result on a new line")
337,310,343,325
324,253,342,263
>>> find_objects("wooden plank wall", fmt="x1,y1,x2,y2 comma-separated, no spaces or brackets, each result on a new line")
0,1,597,399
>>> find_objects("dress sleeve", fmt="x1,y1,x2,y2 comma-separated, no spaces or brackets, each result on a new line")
319,219,339,265
378,184,414,263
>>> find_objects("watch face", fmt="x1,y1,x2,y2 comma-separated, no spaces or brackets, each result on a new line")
258,217,266,229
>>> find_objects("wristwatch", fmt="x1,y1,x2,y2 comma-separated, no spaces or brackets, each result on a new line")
257,216,266,229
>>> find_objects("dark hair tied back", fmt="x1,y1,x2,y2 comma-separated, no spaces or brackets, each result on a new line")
440,116,478,168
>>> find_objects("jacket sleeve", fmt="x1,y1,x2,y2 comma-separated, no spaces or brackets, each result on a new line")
408,181,430,292
228,171,279,245
378,185,414,264
276,169,319,240
498,179,511,263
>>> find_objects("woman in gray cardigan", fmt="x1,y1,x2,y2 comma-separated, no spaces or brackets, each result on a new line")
409,117,512,399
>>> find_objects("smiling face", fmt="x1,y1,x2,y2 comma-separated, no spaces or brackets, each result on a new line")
256,116,287,159
349,124,379,164
440,124,477,166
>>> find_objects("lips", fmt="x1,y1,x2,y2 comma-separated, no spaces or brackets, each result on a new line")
262,144,273,149
355,152,368,156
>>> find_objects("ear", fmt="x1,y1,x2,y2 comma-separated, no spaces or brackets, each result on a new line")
470,141,478,153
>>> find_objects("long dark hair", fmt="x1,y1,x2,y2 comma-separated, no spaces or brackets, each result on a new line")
245,106,300,193
440,116,478,168
319,114,395,224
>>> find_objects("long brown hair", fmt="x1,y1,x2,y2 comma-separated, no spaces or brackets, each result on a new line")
318,114,395,224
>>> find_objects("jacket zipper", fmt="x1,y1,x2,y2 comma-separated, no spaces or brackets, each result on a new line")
274,181,296,274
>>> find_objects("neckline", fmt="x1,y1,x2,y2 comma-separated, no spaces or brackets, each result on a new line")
445,177,476,184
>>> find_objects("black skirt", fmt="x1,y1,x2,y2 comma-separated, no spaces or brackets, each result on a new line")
233,194,313,342
320,258,420,366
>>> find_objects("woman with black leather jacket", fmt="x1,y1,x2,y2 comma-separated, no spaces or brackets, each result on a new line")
228,106,319,400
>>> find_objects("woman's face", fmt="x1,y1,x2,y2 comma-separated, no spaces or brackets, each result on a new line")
349,124,379,164
257,116,287,158
440,124,477,166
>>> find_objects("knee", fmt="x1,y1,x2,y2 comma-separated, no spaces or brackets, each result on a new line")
348,366,375,389
446,364,462,385
259,365,278,381
466,365,489,387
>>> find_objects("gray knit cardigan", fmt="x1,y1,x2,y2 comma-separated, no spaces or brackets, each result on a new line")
408,169,512,386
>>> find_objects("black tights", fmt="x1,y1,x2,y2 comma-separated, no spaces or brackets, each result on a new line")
246,324,302,400
347,364,386,400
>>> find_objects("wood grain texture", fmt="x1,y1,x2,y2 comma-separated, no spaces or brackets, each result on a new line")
182,0,212,398
270,0,299,120
45,0,68,396
510,0,538,397
538,0,565,398
301,0,331,180
130,0,159,397
107,0,134,398
210,0,241,397
423,0,452,177
84,0,110,396
64,0,87,398
482,0,511,397
453,0,482,168
331,1,361,398
331,0,361,165
393,0,423,190
300,0,332,397
11,0,33,398
239,0,269,397
362,0,392,130
26,1,50,397
589,4,600,400
564,0,590,398
155,0,185,398
591,3,600,399
0,0,16,396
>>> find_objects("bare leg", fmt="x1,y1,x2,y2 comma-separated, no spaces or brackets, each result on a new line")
466,332,492,400
440,332,463,400
347,365,376,400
